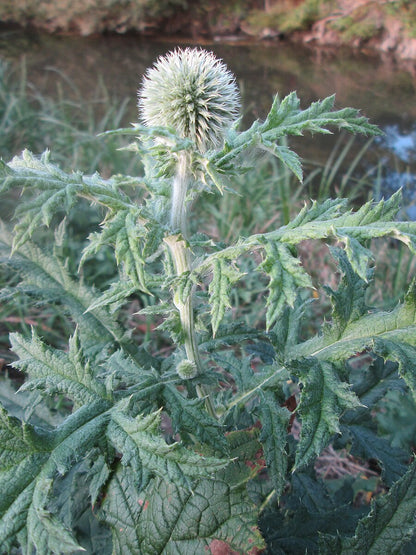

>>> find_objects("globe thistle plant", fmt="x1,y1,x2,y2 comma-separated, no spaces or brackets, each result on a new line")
138,48,240,152
3,41,414,555
138,48,241,417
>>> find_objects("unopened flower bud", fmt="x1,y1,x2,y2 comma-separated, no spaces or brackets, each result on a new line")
176,359,198,379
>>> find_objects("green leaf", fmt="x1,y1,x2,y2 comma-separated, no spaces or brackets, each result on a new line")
88,454,111,508
136,430,265,554
260,140,303,181
86,279,138,312
208,258,241,336
223,356,288,413
259,391,290,498
344,424,408,487
98,464,145,554
26,476,84,554
0,401,110,552
289,471,334,514
337,459,416,554
270,295,312,363
81,208,158,294
338,234,373,281
325,247,370,335
163,385,228,455
262,470,366,554
199,321,265,353
0,408,51,552
374,335,416,401
194,195,416,300
209,92,381,182
293,359,361,469
103,350,162,405
1,150,133,249
350,356,404,408
259,241,312,330
11,330,107,405
107,408,229,487
0,232,127,355
293,279,416,366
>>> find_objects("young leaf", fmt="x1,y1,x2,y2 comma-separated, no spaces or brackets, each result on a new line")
210,92,381,182
81,208,156,294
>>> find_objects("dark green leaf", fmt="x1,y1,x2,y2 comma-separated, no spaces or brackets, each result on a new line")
344,424,408,487
98,464,144,554
293,359,361,469
259,391,290,498
208,258,241,336
107,408,229,488
339,459,416,554
163,385,228,454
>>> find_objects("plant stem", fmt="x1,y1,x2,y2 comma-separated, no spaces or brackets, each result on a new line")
166,152,217,419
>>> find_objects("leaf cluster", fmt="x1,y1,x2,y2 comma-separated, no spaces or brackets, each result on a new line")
1,91,416,553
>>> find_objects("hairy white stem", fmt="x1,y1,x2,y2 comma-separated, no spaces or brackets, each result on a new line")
165,154,217,419
170,152,189,234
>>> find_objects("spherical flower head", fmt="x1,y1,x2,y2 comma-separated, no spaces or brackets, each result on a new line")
176,359,198,380
138,48,240,152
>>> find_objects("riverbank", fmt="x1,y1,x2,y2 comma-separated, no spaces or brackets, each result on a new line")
1,1,416,62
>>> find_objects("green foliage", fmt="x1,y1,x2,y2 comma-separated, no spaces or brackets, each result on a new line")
246,0,334,34
1,50,416,553
0,0,190,34
321,459,416,553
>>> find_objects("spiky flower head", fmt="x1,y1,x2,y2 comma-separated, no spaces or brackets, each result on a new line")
176,359,198,380
138,48,240,152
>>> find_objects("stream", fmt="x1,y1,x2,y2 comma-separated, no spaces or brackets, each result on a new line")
1,27,416,217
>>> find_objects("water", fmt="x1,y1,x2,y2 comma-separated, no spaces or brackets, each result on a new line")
1,26,416,216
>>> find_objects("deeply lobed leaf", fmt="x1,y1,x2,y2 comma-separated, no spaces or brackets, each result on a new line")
107,407,230,488
11,330,108,405
293,359,361,469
